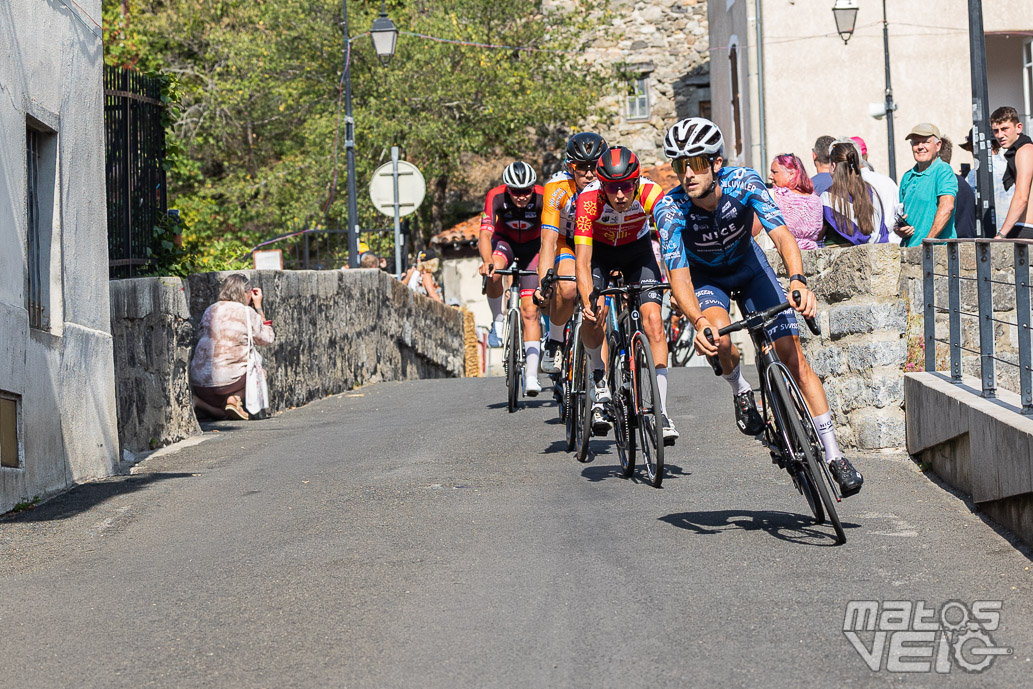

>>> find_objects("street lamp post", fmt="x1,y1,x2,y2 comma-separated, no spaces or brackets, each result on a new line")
341,0,398,268
967,0,996,237
833,0,897,181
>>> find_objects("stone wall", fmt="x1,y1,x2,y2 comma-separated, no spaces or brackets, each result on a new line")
765,244,908,450
111,270,465,455
585,0,710,167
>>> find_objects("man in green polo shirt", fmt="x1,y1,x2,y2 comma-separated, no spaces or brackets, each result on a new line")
895,123,958,247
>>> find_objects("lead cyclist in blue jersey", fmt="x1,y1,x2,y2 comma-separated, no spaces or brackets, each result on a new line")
653,117,863,496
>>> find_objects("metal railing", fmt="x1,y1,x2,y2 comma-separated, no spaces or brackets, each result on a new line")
923,237,1033,413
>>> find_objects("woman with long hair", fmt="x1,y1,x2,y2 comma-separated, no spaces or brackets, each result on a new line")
820,141,889,246
768,153,822,250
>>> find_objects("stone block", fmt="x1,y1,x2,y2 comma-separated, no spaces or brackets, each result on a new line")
807,343,847,378
846,338,907,372
850,408,905,449
828,301,907,339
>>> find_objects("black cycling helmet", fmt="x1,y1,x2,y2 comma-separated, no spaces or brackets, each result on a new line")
595,146,640,183
565,132,608,164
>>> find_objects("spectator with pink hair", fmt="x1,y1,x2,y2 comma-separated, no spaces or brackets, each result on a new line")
768,153,823,250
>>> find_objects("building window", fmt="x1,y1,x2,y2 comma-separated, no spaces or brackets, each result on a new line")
626,77,650,121
1024,39,1033,130
26,121,56,332
699,100,712,120
728,41,744,158
0,393,19,469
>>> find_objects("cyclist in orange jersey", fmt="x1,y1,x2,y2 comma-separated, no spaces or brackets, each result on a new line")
534,132,608,373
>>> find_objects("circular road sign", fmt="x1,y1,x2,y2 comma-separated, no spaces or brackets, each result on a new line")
369,160,426,218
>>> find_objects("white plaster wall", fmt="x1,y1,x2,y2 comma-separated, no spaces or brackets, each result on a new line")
0,0,118,512
709,0,1033,178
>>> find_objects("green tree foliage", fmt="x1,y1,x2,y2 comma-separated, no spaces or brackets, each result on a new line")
103,0,612,258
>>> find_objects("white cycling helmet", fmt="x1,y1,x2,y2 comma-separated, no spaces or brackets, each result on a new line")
663,117,724,159
502,161,537,188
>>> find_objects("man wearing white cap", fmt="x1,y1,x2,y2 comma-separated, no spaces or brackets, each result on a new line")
896,123,957,247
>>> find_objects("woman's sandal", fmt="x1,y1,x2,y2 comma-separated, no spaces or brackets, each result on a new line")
224,402,249,421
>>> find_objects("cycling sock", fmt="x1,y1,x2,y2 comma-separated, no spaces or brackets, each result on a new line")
548,318,565,343
656,366,669,416
524,341,540,379
813,411,841,463
723,364,752,395
586,344,604,372
488,295,503,321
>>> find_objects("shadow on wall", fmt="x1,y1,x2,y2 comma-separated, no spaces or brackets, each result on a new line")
674,64,711,121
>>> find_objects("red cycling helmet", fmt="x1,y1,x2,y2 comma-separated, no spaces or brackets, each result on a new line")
595,146,640,183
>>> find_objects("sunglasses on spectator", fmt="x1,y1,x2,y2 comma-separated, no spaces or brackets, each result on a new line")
672,155,713,175
570,162,596,172
507,186,534,197
603,180,636,196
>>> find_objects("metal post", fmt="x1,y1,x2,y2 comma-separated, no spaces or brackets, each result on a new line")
923,243,936,372
948,243,962,382
342,0,361,268
1015,243,1033,413
976,241,997,397
968,0,997,237
881,0,897,181
391,145,403,274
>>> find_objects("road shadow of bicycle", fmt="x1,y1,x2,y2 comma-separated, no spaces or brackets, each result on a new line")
486,399,556,411
660,509,858,547
581,458,691,484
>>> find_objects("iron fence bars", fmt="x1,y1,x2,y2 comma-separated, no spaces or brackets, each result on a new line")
922,237,1033,413
924,243,936,372
104,66,167,279
1016,243,1033,413
26,128,46,330
975,241,996,398
948,243,962,382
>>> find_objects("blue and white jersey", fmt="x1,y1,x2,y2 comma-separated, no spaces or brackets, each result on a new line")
653,166,786,272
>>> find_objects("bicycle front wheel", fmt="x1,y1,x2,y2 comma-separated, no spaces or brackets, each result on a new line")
632,333,664,487
670,325,696,367
565,332,583,452
771,370,845,544
609,345,636,477
506,310,521,413
575,351,593,463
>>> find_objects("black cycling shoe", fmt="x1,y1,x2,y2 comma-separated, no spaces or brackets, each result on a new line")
733,390,765,436
591,406,612,436
829,457,864,496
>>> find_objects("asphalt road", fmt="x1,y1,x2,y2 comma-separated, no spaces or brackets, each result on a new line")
1,368,1031,688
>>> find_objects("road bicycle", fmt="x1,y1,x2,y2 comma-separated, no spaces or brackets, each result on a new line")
482,264,540,413
663,296,696,367
703,290,846,544
535,269,578,431
592,280,673,487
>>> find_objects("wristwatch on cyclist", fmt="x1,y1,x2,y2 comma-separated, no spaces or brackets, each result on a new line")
789,274,808,287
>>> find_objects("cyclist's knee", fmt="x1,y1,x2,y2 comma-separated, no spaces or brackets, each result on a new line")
520,302,539,321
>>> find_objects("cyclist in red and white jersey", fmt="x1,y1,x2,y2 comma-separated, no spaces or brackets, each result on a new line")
574,146,678,443
478,161,546,395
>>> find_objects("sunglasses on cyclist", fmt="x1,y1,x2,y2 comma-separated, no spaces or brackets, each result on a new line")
672,155,713,176
507,186,534,197
570,162,596,173
602,180,636,196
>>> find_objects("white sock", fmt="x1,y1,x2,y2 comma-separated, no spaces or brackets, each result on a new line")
656,366,669,416
488,295,503,321
813,411,841,463
586,344,604,372
548,317,565,342
525,342,540,379
722,364,752,395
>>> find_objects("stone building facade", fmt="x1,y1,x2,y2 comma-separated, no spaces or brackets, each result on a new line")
586,0,710,167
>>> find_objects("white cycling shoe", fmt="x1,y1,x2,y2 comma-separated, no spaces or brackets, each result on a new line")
588,371,611,404
525,377,542,397
487,321,503,348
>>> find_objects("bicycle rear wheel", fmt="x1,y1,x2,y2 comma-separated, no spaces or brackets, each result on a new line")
575,352,593,463
506,309,521,413
771,371,845,544
632,333,664,487
670,326,695,367
609,346,636,477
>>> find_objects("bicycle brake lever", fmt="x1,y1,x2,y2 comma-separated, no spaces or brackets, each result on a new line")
703,327,723,376
791,289,821,336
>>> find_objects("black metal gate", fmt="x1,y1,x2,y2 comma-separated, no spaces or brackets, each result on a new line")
105,66,167,279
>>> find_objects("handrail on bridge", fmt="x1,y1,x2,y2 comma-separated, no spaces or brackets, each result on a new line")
922,237,1033,414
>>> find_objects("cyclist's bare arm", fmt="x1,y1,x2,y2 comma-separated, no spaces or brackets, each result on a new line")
477,229,496,276
537,230,559,296
768,225,816,318
575,242,598,321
